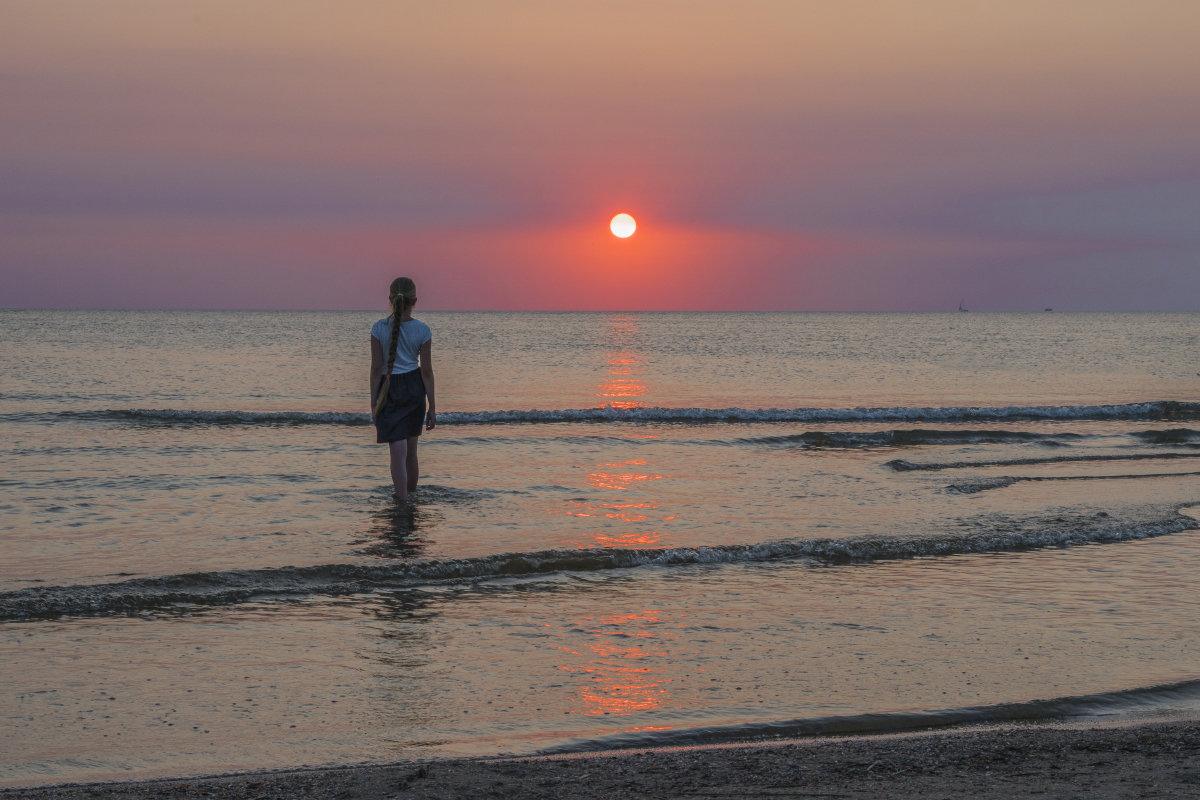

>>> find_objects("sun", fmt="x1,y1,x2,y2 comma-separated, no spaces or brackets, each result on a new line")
610,213,637,238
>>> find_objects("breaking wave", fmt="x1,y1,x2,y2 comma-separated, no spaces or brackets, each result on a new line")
53,409,373,426
887,452,1200,472
1133,428,1200,444
948,470,1200,494
741,429,1085,449
2,512,1193,620
28,400,1200,428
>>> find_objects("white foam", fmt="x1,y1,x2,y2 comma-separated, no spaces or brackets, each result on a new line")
57,401,1200,428
3,513,1192,620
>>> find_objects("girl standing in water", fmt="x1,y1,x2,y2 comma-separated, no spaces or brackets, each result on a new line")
370,277,436,502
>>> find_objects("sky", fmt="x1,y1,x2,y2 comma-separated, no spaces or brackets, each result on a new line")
2,1,1199,311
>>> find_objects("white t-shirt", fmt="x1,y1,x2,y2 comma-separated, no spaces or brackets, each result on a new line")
371,317,432,374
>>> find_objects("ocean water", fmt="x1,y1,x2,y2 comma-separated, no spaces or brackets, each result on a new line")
2,309,1199,786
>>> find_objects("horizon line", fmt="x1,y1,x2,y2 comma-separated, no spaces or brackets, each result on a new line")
2,307,1197,314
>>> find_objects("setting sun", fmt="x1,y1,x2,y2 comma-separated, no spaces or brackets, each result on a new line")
610,213,637,238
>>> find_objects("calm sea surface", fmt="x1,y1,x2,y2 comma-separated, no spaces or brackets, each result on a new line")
2,310,1199,786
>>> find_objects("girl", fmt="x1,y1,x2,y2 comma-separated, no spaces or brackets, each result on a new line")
370,277,436,502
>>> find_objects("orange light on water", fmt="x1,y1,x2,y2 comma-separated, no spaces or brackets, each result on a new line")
586,464,664,492
601,502,651,523
558,610,674,717
567,312,671,549
597,380,647,409
591,530,664,547
597,315,648,409
558,496,666,547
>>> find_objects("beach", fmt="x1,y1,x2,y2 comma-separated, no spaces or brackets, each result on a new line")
7,720,1200,799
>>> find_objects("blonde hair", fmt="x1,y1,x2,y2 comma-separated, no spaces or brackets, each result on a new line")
374,277,418,416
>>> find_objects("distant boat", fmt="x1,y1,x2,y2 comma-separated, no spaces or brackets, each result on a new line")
958,300,968,312
1044,308,1054,312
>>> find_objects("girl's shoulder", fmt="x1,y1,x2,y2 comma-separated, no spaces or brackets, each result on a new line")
370,317,392,339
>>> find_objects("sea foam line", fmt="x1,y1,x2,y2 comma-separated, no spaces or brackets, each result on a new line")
949,470,1200,495
888,451,1200,472
1,513,1193,620
38,401,1200,427
54,409,373,426
739,429,1088,448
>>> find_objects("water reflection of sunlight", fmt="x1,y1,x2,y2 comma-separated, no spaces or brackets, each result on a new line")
556,315,680,549
586,458,664,492
565,457,675,548
557,609,674,717
596,315,648,410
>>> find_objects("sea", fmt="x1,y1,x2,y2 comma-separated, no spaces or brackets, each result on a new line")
2,309,1199,787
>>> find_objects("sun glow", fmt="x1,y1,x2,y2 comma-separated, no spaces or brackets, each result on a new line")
610,213,637,238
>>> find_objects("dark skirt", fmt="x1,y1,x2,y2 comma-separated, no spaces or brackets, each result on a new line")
374,369,427,443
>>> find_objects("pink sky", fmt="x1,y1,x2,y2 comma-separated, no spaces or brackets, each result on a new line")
2,1,1199,310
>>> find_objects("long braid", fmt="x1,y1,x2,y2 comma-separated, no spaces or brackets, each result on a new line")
385,294,404,378
374,279,415,415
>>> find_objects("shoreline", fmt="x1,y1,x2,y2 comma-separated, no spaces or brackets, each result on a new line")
7,718,1200,799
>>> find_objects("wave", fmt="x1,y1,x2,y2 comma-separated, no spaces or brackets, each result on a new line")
442,402,1200,425
888,451,1200,472
534,678,1200,754
2,512,1193,620
948,470,1200,494
26,400,1200,428
741,429,1085,449
1134,428,1200,444
53,409,373,426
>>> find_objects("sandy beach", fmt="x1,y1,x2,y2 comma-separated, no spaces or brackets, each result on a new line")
6,720,1199,799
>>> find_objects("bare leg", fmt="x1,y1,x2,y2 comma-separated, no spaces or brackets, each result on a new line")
405,436,420,493
389,439,409,502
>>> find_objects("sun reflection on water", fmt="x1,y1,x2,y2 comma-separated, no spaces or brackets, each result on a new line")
553,315,682,550
556,609,676,717
551,316,680,719
586,458,664,492
596,314,648,410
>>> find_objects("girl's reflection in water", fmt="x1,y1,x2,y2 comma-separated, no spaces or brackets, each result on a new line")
354,500,442,559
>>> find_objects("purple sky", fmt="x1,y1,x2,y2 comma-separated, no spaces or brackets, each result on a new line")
2,1,1199,310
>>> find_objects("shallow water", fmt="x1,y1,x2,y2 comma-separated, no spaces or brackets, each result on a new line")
1,310,1199,786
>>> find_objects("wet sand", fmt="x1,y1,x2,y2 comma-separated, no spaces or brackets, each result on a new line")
6,720,1200,799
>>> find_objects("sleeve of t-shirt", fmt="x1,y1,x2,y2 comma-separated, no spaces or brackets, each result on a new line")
370,318,388,344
